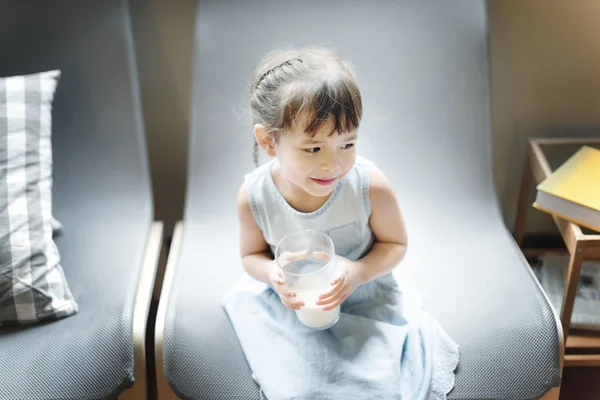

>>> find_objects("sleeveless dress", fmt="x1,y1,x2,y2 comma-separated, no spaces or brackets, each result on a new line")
222,156,459,400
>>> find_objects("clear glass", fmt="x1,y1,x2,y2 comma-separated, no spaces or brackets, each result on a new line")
275,229,340,330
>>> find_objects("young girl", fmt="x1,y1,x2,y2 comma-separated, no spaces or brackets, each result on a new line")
223,46,459,400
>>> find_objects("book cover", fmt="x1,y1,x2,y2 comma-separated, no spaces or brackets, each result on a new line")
536,145,600,212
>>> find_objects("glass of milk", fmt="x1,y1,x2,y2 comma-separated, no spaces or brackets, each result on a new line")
275,229,340,330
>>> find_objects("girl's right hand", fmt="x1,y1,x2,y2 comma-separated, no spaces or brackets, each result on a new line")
268,251,308,310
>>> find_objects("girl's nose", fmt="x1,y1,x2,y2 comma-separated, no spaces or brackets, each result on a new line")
320,150,339,171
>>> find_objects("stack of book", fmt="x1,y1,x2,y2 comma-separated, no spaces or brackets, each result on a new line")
534,253,600,330
534,145,600,232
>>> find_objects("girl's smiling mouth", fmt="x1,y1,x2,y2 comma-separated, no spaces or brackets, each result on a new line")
311,177,337,186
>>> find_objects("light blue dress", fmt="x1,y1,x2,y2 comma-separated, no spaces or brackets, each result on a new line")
223,156,459,400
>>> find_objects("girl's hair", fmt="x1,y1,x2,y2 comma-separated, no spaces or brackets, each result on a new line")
250,46,363,166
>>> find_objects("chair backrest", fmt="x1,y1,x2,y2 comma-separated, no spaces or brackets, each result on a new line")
183,0,498,234
0,0,152,225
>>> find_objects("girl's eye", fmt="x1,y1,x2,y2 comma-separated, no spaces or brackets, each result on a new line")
341,143,355,150
305,147,321,153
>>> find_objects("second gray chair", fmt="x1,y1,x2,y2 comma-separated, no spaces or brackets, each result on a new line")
0,1,162,399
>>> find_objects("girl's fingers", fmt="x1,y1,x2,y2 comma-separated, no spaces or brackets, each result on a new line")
277,250,309,268
287,249,309,261
280,250,309,262
322,298,344,311
277,290,302,309
283,299,304,310
330,268,348,285
274,287,295,297
312,251,332,262
316,288,346,307
318,279,345,301
271,274,286,285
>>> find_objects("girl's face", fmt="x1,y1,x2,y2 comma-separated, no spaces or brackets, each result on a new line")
271,120,358,198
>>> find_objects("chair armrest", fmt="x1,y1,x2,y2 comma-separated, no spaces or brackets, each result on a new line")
120,221,164,400
155,221,185,399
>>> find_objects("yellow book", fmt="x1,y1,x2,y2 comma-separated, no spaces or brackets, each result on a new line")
533,145,600,232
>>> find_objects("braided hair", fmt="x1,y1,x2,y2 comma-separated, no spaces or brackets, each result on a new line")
249,46,362,167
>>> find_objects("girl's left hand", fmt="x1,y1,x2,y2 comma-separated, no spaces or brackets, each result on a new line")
316,256,364,311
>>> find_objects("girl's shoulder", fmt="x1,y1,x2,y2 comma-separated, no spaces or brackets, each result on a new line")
354,156,393,194
354,155,376,171
243,159,275,186
346,155,377,187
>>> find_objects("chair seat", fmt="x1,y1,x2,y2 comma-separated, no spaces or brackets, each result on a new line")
0,202,152,399
164,208,560,399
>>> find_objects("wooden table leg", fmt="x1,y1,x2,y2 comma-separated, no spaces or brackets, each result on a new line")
560,244,585,338
539,386,561,400
514,148,533,247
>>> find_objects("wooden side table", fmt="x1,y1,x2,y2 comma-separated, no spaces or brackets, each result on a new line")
514,137,600,367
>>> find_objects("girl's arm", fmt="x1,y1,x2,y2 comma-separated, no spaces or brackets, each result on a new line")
237,184,273,285
354,166,408,284
237,184,304,310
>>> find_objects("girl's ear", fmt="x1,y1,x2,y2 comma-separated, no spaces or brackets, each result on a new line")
254,124,276,157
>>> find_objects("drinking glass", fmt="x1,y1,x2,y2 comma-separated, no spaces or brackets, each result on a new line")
275,229,340,330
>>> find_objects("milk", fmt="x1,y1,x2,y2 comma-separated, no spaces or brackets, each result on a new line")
295,289,340,329
281,256,340,330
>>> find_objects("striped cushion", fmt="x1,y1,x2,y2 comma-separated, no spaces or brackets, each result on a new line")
0,70,78,325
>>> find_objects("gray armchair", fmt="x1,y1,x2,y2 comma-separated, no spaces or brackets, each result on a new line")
156,1,563,399
0,1,162,399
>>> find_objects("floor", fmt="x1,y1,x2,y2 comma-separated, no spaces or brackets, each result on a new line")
560,367,600,399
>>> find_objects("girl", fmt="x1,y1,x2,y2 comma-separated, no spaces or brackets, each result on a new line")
223,46,459,400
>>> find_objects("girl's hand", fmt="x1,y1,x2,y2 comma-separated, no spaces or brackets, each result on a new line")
268,250,309,310
316,256,364,311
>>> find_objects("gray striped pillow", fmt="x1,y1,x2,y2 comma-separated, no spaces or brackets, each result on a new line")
0,70,78,325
